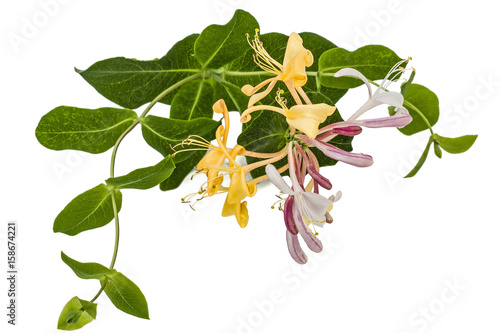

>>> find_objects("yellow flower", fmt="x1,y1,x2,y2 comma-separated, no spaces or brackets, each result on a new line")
241,30,314,107
240,93,337,140
284,103,337,139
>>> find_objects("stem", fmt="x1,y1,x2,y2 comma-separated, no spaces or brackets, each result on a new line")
90,72,204,304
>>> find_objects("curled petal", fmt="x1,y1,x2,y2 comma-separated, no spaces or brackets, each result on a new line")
293,201,323,253
222,199,249,228
334,68,372,97
300,136,374,167
284,196,298,235
286,104,336,139
325,212,333,224
286,230,308,264
265,164,295,195
282,33,314,87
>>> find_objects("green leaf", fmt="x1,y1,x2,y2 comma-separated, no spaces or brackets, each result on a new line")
57,297,97,330
141,115,219,157
404,136,433,178
159,150,206,191
53,184,122,236
194,9,259,69
76,34,201,109
400,69,416,96
102,272,149,320
61,252,114,280
433,134,478,154
169,78,215,120
106,156,176,190
36,106,138,154
318,45,404,89
434,141,443,158
391,84,439,136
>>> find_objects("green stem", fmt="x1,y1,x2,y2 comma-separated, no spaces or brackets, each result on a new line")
89,72,203,304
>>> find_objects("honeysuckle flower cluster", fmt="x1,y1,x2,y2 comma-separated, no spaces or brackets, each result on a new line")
178,30,413,264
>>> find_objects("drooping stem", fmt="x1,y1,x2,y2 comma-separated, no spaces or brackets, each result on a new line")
90,72,204,303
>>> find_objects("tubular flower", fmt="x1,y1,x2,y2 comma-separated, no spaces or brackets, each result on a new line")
240,91,336,140
265,143,340,264
178,99,259,228
241,30,314,107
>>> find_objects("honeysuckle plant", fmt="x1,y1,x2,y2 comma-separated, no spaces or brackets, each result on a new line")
35,9,478,330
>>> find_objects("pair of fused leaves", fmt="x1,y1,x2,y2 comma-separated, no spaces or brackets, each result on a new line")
58,252,149,330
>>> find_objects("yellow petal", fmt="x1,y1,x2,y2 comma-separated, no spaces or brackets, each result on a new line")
227,169,256,205
197,148,224,171
281,33,314,87
221,198,249,228
286,104,336,139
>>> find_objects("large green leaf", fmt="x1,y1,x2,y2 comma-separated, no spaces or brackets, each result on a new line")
36,106,137,154
57,297,97,331
61,252,114,280
194,9,259,69
392,84,439,136
106,156,176,190
433,134,477,154
141,115,219,157
53,184,122,236
76,34,201,109
169,78,215,120
102,272,149,320
318,45,404,89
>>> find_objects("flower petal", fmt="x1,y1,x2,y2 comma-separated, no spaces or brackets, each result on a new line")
334,68,372,97
374,91,404,108
354,112,412,128
293,202,323,253
286,104,336,139
284,196,299,235
306,166,332,190
300,136,374,167
265,164,295,195
286,230,308,264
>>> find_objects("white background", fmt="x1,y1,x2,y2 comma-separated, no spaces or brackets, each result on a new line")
1,0,498,332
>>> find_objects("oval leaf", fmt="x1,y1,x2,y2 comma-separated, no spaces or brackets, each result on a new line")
102,272,149,320
195,9,259,69
53,184,122,236
433,134,478,154
36,106,138,154
318,45,404,89
106,156,176,190
392,84,439,136
57,297,97,331
61,252,114,280
76,34,202,109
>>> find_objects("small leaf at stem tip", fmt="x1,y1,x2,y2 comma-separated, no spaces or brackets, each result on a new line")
53,184,122,236
57,297,97,330
106,156,176,190
401,68,416,96
404,136,433,178
433,141,443,158
433,134,478,154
